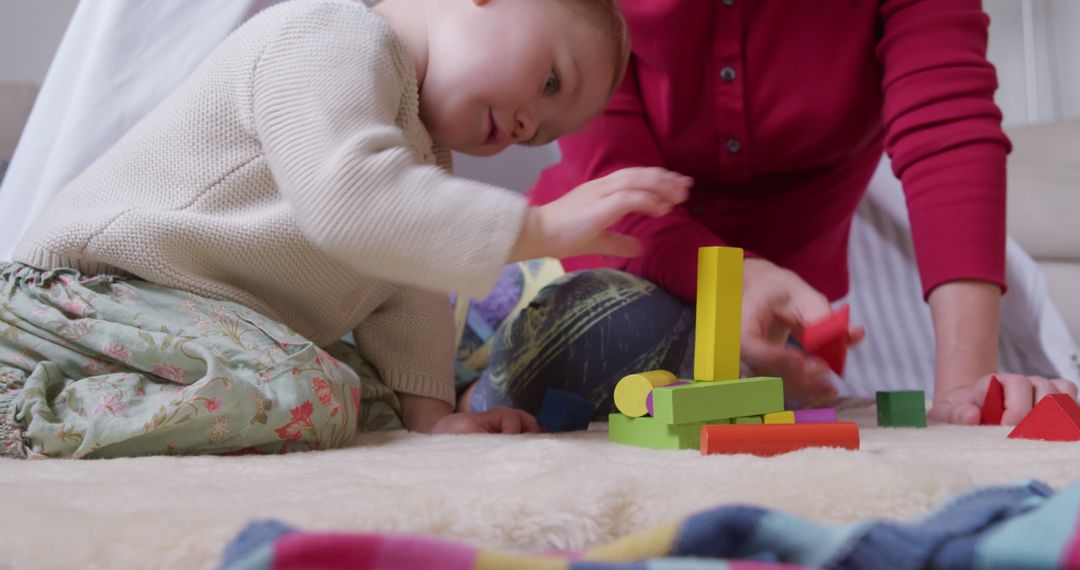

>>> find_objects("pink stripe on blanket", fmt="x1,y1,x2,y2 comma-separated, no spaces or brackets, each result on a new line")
1065,507,1080,568
274,533,478,570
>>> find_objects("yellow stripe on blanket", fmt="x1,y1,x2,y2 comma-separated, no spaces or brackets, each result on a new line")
584,521,680,561
475,551,568,570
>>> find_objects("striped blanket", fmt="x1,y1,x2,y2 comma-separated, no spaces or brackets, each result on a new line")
221,479,1080,570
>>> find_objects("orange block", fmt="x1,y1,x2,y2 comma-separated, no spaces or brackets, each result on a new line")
700,422,860,457
1007,394,1080,442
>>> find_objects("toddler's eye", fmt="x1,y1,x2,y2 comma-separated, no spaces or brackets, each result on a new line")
543,70,561,96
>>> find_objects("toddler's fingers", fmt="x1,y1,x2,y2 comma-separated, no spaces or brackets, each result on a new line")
847,326,866,345
604,168,691,203
600,189,672,222
583,232,641,258
519,411,542,434
497,409,524,434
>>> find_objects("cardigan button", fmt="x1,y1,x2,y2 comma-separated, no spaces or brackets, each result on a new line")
720,67,737,82
726,138,742,153
722,0,735,6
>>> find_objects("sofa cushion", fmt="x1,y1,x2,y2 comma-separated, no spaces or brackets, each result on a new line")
0,84,39,162
1006,120,1080,261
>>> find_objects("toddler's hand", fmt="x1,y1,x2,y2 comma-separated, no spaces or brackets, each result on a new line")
740,258,864,405
430,407,542,435
509,167,691,262
930,373,1078,425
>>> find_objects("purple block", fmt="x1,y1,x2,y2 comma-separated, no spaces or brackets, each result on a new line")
645,381,694,416
793,408,838,423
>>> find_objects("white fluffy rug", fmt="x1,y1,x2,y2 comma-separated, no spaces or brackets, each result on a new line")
4,403,1080,570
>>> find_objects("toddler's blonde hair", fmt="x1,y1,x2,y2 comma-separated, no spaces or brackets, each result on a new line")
560,0,630,95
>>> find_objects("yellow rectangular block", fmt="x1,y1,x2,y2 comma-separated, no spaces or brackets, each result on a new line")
764,411,796,424
694,246,743,381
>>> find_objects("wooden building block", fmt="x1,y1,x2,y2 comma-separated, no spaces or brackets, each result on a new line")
694,246,743,381
613,370,677,417
1007,394,1080,442
980,375,1005,426
650,376,784,425
734,416,763,424
876,391,927,428
792,408,837,424
537,389,595,433
795,305,850,376
763,411,795,424
645,381,692,416
700,422,860,457
608,414,727,450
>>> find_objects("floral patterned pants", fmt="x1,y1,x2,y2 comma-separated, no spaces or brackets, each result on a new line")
0,263,401,459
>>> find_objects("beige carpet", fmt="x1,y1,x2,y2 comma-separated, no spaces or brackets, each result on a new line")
4,403,1080,570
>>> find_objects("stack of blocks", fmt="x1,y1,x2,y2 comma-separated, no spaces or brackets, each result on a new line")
609,247,858,456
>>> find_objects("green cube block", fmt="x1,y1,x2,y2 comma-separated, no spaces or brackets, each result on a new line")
734,415,763,424
876,390,927,428
650,377,784,425
608,414,729,450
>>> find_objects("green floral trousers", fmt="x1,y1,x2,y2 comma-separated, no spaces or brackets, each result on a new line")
0,263,401,459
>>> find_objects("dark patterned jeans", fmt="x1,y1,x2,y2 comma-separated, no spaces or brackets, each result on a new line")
463,268,695,419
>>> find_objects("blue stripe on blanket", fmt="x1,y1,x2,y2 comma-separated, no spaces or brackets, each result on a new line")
975,480,1080,570
220,480,1080,570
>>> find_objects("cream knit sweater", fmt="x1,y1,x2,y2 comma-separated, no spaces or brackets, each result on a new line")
14,0,529,406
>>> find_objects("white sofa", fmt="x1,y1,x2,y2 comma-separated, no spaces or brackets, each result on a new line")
1006,119,1080,341
0,84,36,165
0,83,1076,340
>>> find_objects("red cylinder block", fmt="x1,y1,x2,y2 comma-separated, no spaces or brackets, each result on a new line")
700,422,860,457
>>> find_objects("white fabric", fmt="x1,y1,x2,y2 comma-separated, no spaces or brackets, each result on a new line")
3,406,1080,568
0,0,288,260
842,156,1080,397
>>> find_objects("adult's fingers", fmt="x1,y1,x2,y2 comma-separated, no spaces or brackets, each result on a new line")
999,373,1035,426
1052,379,1079,399
929,401,981,425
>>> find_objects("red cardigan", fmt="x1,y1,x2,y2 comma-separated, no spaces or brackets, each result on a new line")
529,0,1009,304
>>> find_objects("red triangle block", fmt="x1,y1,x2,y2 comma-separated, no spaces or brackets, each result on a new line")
980,375,1005,425
1007,394,1080,442
796,305,850,376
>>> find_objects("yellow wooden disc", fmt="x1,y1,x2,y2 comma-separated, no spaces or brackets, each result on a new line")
613,370,677,417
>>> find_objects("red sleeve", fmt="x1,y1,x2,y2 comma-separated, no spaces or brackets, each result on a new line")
529,56,725,304
878,0,1010,297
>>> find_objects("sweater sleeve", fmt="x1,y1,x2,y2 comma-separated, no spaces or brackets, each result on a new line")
252,3,527,300
529,57,725,305
351,286,456,407
878,0,1010,297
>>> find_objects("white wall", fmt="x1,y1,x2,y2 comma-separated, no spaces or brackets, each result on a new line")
984,0,1080,126
0,0,79,84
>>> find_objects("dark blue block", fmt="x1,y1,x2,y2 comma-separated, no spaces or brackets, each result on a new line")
537,389,595,432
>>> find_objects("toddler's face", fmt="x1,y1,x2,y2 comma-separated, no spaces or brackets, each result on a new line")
420,0,618,156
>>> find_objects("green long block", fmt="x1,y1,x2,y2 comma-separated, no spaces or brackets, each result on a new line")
876,390,927,427
608,414,730,450
650,377,784,425
734,415,763,424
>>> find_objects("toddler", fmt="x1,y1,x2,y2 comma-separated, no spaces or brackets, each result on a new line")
0,0,690,458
